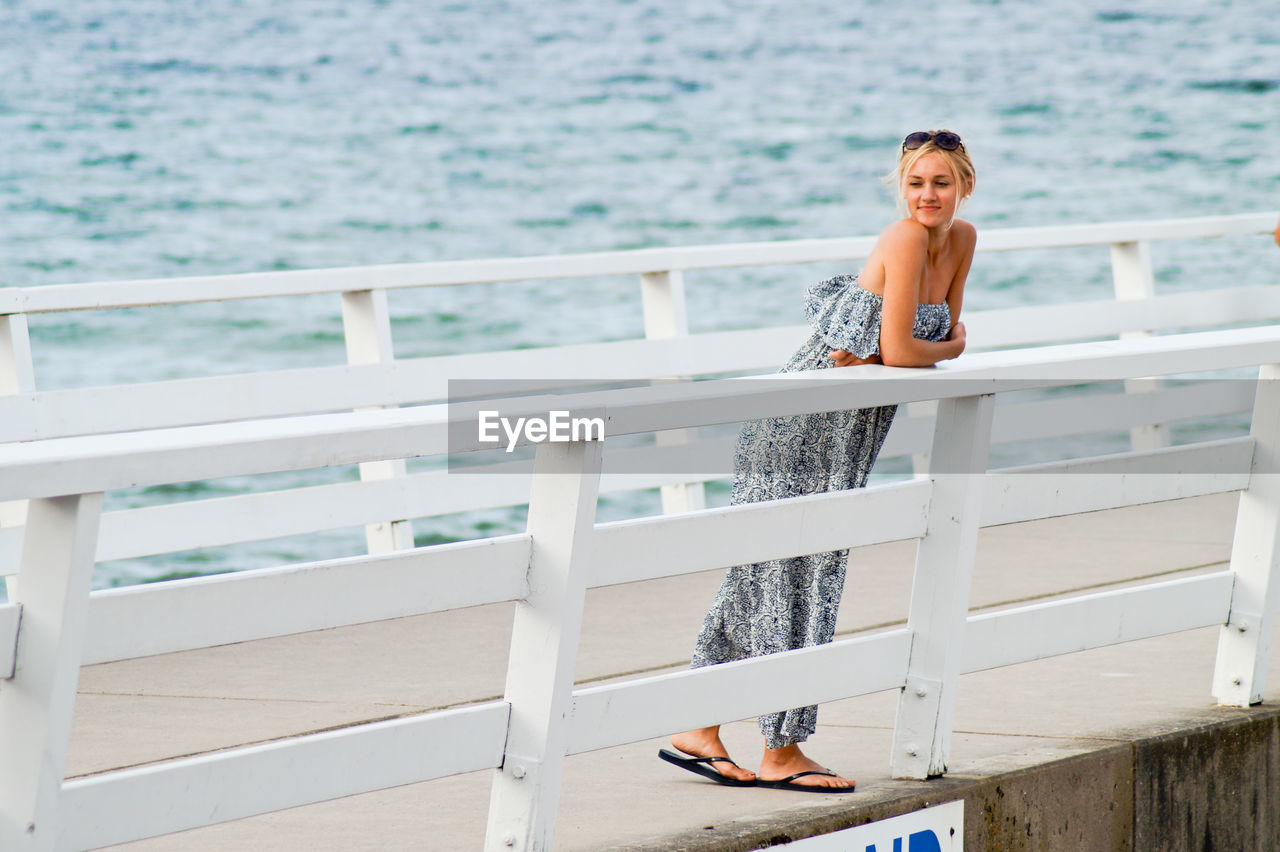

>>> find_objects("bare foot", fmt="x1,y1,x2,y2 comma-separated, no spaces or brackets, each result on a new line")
668,726,756,783
758,744,854,789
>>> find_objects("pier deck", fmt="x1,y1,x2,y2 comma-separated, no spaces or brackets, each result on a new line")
74,491,1275,850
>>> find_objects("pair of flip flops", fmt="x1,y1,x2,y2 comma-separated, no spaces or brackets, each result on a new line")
657,748,856,793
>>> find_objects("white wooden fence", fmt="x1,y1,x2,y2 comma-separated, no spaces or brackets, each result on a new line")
1,327,1279,850
0,212,1277,849
1,212,1275,588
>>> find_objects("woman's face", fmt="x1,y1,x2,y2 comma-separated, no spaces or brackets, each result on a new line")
903,152,959,228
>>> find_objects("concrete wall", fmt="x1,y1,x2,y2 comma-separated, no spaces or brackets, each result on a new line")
1133,711,1280,851
615,706,1280,851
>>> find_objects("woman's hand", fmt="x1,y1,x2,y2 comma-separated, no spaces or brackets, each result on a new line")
828,350,883,368
944,321,967,359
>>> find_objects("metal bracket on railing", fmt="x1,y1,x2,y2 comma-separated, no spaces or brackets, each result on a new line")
1225,607,1262,635
896,675,944,762
0,602,20,679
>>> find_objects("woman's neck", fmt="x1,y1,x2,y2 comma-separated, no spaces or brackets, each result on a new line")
924,224,951,263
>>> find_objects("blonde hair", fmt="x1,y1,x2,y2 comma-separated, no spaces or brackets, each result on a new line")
883,130,976,228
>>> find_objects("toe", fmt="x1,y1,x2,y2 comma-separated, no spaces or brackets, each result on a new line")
718,762,756,782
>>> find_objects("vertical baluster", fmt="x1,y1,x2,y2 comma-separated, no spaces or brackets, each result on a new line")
641,270,706,513
907,399,937,476
891,393,994,779
0,313,34,397
484,436,602,852
0,313,36,602
1111,240,1168,451
341,289,414,553
0,493,103,851
1213,364,1280,706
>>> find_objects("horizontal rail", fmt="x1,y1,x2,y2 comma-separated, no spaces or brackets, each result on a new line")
57,701,510,851
447,326,1280,453
568,629,912,754
590,479,930,586
988,382,1254,446
0,327,800,443
980,437,1255,526
975,212,1273,251
1,326,1276,502
0,463,717,576
0,440,728,571
80,481,925,662
567,570,1236,756
32,439,1251,664
969,284,1280,350
0,403,1250,578
3,281,1276,445
82,534,531,664
0,404,451,502
1,213,1271,316
962,571,1236,673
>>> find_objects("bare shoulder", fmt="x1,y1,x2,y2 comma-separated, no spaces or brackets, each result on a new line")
950,218,977,246
878,217,929,251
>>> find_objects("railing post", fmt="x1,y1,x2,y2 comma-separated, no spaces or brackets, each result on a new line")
0,313,34,398
907,399,937,476
340,289,414,553
1213,365,1280,706
640,271,705,513
891,393,994,779
0,314,36,602
484,436,602,852
0,493,103,851
1111,240,1169,451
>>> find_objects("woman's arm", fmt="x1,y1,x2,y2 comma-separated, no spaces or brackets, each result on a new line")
877,221,970,367
944,220,976,327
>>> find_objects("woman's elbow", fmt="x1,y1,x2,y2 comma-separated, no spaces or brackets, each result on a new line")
878,343,919,368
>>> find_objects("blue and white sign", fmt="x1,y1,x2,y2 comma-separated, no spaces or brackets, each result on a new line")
775,800,962,851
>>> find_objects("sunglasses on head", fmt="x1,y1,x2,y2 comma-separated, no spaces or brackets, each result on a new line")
902,131,964,152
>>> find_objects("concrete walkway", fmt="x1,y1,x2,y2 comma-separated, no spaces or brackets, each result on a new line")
73,491,1274,850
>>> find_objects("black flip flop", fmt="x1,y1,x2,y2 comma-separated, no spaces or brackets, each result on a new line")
657,748,757,787
756,770,856,793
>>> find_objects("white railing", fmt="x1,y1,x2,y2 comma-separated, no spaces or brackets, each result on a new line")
2,322,1280,849
0,213,1275,596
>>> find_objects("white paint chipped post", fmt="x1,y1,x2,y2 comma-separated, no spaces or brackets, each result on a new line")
891,393,994,779
484,436,603,852
0,494,103,851
1111,240,1169,452
341,288,415,553
1213,366,1280,706
0,312,36,602
641,270,706,513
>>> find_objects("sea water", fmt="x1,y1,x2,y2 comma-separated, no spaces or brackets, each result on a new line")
1,0,1277,587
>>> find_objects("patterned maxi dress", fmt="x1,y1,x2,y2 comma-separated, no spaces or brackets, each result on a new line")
690,273,952,748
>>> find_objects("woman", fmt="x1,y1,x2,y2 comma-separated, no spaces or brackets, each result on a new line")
659,131,977,792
